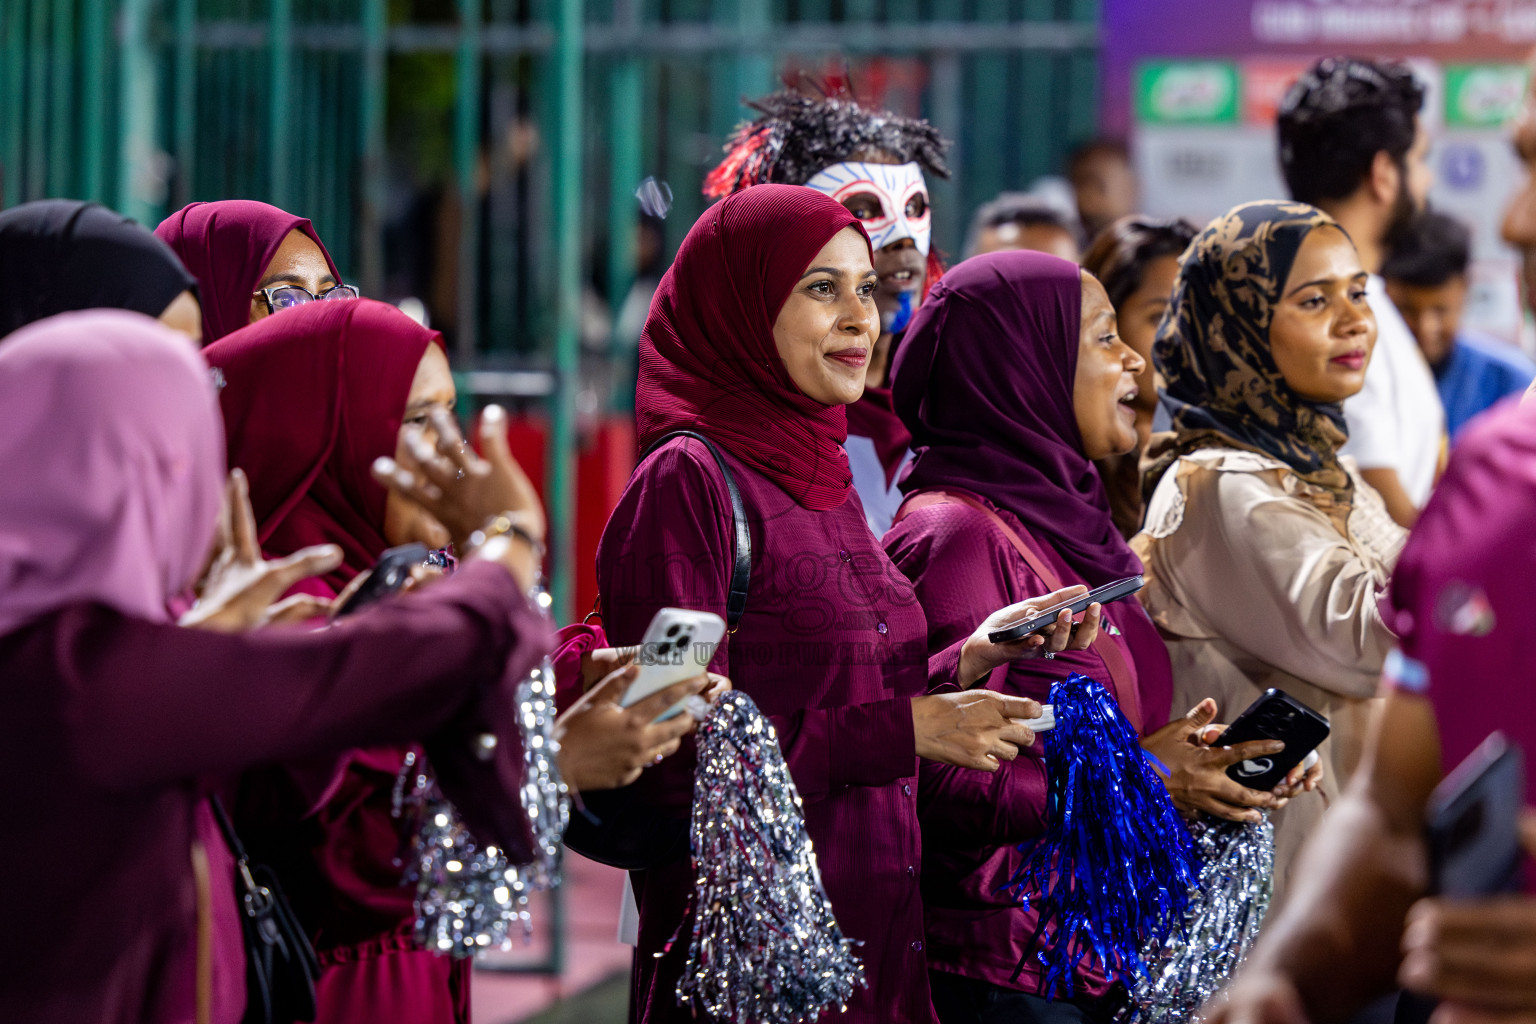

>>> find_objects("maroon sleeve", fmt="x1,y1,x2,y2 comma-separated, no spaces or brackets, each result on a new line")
48,560,550,859
596,440,916,814
886,502,1051,844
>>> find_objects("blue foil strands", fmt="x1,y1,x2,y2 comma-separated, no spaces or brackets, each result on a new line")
1118,816,1274,1023
402,655,570,959
1006,673,1199,998
674,690,865,1023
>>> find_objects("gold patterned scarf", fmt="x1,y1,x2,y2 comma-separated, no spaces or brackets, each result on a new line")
1146,201,1355,515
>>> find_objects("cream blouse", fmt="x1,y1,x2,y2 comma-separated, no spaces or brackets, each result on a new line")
1132,447,1405,894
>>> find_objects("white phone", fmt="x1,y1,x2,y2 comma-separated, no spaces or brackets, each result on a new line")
620,607,727,721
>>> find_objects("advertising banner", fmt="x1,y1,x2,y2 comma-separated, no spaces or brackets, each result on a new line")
1101,0,1536,342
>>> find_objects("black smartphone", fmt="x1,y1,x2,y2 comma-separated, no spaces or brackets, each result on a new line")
1427,732,1524,897
986,575,1145,644
333,543,430,618
1216,688,1331,790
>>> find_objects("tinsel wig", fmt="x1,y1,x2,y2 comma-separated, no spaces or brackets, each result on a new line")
704,88,953,286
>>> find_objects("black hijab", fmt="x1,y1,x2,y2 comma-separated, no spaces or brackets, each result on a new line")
0,200,198,338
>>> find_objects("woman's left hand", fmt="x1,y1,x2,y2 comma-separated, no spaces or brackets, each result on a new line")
181,469,343,633
957,586,1102,686
1192,722,1325,800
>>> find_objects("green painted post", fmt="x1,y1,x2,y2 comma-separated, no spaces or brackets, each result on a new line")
454,0,481,360
734,0,771,115
26,0,48,200
79,0,107,202
116,0,157,225
1,2,24,207
47,0,74,199
359,0,387,297
548,0,582,626
1066,0,1099,148
971,0,1011,206
269,0,292,207
606,58,641,319
173,0,197,208
1020,0,1055,185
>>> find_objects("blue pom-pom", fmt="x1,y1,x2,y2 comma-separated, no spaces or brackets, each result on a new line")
1005,673,1198,999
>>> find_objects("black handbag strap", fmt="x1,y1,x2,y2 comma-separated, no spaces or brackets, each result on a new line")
207,794,249,865
639,430,751,629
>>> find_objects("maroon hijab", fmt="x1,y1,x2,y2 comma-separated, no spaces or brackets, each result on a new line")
893,250,1141,586
204,299,443,595
636,184,869,511
155,200,342,346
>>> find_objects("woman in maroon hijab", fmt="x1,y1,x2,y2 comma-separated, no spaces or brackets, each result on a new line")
207,299,703,1024
0,310,554,1024
596,184,1095,1024
156,199,352,345
884,251,1320,1023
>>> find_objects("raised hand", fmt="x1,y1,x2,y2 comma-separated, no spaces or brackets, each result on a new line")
372,405,545,551
180,469,342,633
372,404,545,590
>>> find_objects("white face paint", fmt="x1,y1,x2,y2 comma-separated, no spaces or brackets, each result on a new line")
804,161,931,257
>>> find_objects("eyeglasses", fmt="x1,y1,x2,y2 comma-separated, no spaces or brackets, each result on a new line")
254,283,361,313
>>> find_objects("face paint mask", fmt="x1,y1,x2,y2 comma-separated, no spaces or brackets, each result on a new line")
804,161,931,257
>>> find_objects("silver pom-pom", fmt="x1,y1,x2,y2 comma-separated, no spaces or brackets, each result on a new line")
515,654,569,890
1118,815,1275,1023
401,653,569,959
674,690,865,1023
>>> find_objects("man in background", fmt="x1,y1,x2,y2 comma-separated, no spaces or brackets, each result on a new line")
1067,137,1138,241
1383,211,1535,439
962,192,1081,261
1278,56,1442,527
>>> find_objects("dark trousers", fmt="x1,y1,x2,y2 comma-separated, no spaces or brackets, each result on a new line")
929,970,1115,1024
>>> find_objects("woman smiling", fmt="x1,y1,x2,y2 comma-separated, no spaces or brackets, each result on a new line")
1134,201,1406,894
596,185,1096,1023
884,250,1310,1023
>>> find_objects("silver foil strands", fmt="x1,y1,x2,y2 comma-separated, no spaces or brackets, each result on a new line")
515,653,570,890
673,690,865,1023
401,651,570,959
1118,815,1275,1023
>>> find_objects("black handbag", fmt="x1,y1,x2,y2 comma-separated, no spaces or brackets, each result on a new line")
563,430,751,871
208,796,321,1024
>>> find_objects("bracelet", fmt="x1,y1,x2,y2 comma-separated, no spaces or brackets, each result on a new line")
468,512,546,559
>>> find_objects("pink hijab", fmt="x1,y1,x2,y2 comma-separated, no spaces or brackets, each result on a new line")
155,200,342,346
0,311,225,634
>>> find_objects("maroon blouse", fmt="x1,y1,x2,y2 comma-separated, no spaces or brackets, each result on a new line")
596,438,967,1024
884,491,1173,997
0,563,548,1024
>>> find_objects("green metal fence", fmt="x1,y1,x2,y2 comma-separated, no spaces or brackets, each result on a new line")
1,0,1100,624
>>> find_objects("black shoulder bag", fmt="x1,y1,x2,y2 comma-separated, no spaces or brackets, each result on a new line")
207,795,321,1024
562,430,750,870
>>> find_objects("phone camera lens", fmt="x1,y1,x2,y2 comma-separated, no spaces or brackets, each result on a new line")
666,624,682,638
677,634,691,650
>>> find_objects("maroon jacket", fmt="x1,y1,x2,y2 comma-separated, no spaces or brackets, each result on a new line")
885,491,1172,997
597,438,970,1024
0,562,549,1024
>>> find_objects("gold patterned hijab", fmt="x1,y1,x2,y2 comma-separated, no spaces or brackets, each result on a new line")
1147,200,1356,514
